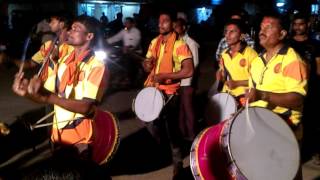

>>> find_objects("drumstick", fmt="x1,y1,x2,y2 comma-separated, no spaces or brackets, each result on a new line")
37,35,59,77
18,36,32,74
34,111,55,125
30,117,82,130
244,88,255,142
164,95,174,106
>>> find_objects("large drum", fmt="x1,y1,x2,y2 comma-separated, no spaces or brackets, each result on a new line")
205,92,237,124
190,107,300,180
91,109,120,165
133,87,165,122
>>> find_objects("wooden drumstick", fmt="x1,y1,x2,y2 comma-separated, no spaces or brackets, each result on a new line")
31,118,82,130
37,36,59,77
18,37,32,74
34,111,55,125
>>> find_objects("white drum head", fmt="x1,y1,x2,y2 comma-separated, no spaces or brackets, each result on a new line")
134,87,164,122
229,107,300,180
209,93,237,123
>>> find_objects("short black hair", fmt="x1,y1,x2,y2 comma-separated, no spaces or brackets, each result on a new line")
159,9,176,21
293,13,309,23
224,19,245,33
125,17,135,24
73,15,103,48
229,9,248,21
263,12,290,32
51,11,73,30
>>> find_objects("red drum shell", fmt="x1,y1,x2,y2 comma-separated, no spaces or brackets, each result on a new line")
91,109,119,165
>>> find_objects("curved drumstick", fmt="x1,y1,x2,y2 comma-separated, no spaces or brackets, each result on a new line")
244,88,255,143
37,35,59,77
18,37,32,74
18,25,37,74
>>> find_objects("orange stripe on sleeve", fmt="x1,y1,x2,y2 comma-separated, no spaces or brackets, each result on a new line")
88,66,105,87
176,44,192,57
283,60,308,81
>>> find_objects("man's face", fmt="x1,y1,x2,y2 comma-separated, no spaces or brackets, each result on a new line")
158,14,173,35
224,24,241,46
292,19,308,36
124,20,133,30
67,22,89,46
174,21,185,35
259,17,284,48
49,17,62,33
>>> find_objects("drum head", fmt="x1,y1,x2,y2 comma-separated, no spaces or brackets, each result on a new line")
208,93,237,124
134,87,164,122
229,107,300,180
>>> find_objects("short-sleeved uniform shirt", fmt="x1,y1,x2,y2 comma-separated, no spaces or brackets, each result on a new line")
32,41,74,79
220,45,258,97
44,50,107,130
146,37,192,74
249,46,308,125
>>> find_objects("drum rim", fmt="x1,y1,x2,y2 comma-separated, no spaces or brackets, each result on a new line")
190,127,211,180
212,92,238,119
226,106,300,179
134,87,165,122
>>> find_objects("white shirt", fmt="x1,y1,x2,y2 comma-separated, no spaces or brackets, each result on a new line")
180,34,200,86
107,27,141,52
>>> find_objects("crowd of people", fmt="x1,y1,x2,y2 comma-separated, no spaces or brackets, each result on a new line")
0,6,319,180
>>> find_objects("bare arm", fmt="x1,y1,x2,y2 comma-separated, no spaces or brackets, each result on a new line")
153,58,194,83
47,94,95,115
27,76,95,116
226,80,248,90
247,88,304,109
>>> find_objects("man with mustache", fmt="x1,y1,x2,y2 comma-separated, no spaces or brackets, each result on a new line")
142,10,193,179
246,13,308,179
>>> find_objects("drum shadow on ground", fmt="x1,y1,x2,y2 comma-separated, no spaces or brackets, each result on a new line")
0,107,49,162
113,109,136,122
107,128,172,175
0,107,51,178
107,128,194,178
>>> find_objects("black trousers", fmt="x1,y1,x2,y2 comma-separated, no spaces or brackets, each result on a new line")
146,94,183,166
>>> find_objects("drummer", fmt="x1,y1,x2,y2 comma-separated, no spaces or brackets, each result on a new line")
13,12,73,81
216,19,258,106
246,13,307,179
12,15,108,159
142,10,194,179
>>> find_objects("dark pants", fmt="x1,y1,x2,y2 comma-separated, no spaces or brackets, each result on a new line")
179,86,195,141
146,94,183,166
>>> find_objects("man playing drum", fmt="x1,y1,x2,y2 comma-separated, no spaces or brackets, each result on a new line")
216,19,258,106
142,10,194,179
12,16,110,162
246,13,308,180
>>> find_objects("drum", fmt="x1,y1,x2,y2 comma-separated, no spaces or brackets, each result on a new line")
206,92,237,124
133,87,165,122
190,107,300,180
91,109,120,165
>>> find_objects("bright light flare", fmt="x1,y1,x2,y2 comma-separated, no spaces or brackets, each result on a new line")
94,50,107,63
